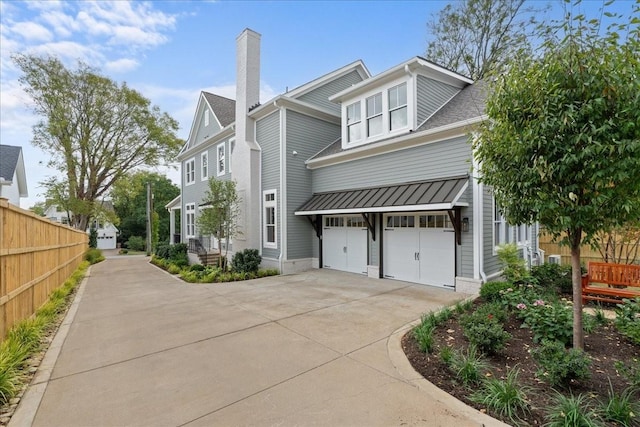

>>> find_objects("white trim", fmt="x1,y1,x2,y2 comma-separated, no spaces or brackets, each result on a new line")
185,157,195,186
263,189,277,249
216,142,226,177
177,124,235,161
472,154,482,281
201,151,209,181
280,108,287,258
185,203,196,238
229,138,235,173
295,202,468,216
284,60,371,99
204,109,210,127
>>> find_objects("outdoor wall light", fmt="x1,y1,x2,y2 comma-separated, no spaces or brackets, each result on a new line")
462,217,469,232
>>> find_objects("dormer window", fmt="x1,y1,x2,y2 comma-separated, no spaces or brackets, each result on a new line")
346,102,361,142
388,83,407,131
366,93,383,137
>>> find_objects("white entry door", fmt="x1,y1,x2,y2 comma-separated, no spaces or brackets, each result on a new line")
322,216,368,275
384,213,455,288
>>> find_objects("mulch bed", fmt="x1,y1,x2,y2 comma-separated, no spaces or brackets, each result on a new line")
402,298,640,426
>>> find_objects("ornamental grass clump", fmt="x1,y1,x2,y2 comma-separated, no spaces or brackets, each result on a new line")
449,344,490,387
471,368,531,425
600,381,639,427
545,391,602,427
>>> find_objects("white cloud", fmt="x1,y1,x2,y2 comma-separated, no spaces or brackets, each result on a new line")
10,21,53,42
109,25,168,47
27,41,104,64
104,58,139,73
39,10,80,38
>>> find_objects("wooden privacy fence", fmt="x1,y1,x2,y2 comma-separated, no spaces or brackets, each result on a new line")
0,198,88,339
539,232,611,265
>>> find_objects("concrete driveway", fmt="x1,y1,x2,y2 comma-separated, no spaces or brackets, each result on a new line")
12,256,506,427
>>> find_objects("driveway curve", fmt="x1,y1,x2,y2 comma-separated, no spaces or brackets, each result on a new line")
14,256,506,427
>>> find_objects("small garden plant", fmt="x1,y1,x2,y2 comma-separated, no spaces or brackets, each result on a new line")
404,244,640,426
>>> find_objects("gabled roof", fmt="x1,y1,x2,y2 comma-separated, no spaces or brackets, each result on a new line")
417,80,488,132
283,60,371,99
202,92,236,127
0,144,28,198
0,145,21,181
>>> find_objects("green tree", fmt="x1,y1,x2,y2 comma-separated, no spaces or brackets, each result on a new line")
197,179,240,263
14,54,182,232
29,201,46,217
111,171,179,246
473,5,640,349
425,0,539,79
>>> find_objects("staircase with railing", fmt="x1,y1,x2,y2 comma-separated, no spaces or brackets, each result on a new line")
188,236,221,266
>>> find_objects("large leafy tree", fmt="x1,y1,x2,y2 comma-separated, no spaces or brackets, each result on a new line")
15,55,183,231
197,179,240,262
474,6,640,349
425,0,538,79
111,171,179,246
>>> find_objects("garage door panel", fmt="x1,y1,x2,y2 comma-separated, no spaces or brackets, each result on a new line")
383,229,419,282
346,228,368,274
323,228,346,271
419,229,455,287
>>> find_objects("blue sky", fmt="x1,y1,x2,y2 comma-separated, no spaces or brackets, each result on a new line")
0,0,635,208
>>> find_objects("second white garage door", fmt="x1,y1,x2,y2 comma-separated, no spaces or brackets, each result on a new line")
322,216,368,275
383,213,455,288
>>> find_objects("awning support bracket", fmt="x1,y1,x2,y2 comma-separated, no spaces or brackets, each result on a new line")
448,207,462,246
307,215,321,238
361,213,375,241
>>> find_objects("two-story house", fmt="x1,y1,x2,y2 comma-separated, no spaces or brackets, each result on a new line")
0,145,28,207
169,28,541,293
44,201,119,250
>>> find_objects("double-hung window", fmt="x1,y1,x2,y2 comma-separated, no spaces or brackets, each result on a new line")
217,143,225,176
201,152,208,181
185,203,195,237
263,190,277,248
366,93,383,137
346,102,361,142
388,83,407,131
185,158,195,185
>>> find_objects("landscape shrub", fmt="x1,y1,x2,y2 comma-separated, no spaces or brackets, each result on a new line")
517,299,573,345
126,235,145,251
461,304,511,354
531,263,573,294
614,360,640,391
496,244,534,285
413,321,436,353
231,249,261,274
479,281,511,302
189,264,206,272
155,243,171,259
167,264,182,275
89,228,97,248
615,298,640,345
84,248,104,264
470,368,531,424
531,339,591,386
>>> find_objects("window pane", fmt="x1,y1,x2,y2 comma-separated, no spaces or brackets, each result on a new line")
390,107,407,131
367,115,382,137
267,225,275,243
366,93,382,116
347,102,360,123
419,215,427,228
348,124,361,142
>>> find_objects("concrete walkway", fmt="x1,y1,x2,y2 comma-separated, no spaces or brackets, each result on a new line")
12,256,507,427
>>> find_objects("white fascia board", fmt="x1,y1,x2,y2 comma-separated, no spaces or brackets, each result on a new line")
451,180,470,205
179,92,209,156
413,58,474,85
306,116,484,169
165,195,181,210
15,150,28,197
177,124,236,161
294,202,469,216
284,60,371,99
249,96,340,124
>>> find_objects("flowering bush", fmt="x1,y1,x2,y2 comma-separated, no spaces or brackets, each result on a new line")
519,300,574,345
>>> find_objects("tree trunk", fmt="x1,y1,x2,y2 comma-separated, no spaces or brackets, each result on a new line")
571,244,584,349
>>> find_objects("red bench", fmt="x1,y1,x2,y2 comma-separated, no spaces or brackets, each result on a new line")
581,262,640,304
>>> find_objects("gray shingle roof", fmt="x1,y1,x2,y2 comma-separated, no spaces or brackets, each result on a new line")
417,80,488,132
0,145,22,181
202,92,236,127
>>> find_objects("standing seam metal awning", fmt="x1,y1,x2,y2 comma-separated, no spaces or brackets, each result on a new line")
295,176,469,216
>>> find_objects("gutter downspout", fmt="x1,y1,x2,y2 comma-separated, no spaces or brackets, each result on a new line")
472,149,487,283
276,100,287,274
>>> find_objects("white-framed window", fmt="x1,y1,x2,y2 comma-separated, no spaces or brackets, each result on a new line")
229,139,235,173
185,158,195,185
366,93,383,137
346,102,361,143
493,197,531,251
204,109,210,127
388,83,407,131
217,142,225,176
201,152,208,181
263,190,277,248
185,203,195,237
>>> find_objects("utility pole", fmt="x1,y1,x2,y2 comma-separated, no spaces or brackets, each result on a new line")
146,182,152,256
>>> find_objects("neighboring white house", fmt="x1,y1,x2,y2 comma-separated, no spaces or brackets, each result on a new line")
170,28,542,294
0,145,28,207
44,201,119,250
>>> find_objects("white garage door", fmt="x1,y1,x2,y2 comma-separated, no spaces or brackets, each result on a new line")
322,216,368,275
383,213,455,288
96,234,117,250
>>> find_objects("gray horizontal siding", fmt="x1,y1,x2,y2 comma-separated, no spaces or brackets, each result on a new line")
459,189,474,279
256,111,281,260
416,76,460,126
193,108,222,147
312,135,472,193
286,110,341,259
483,186,501,275
296,70,364,115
